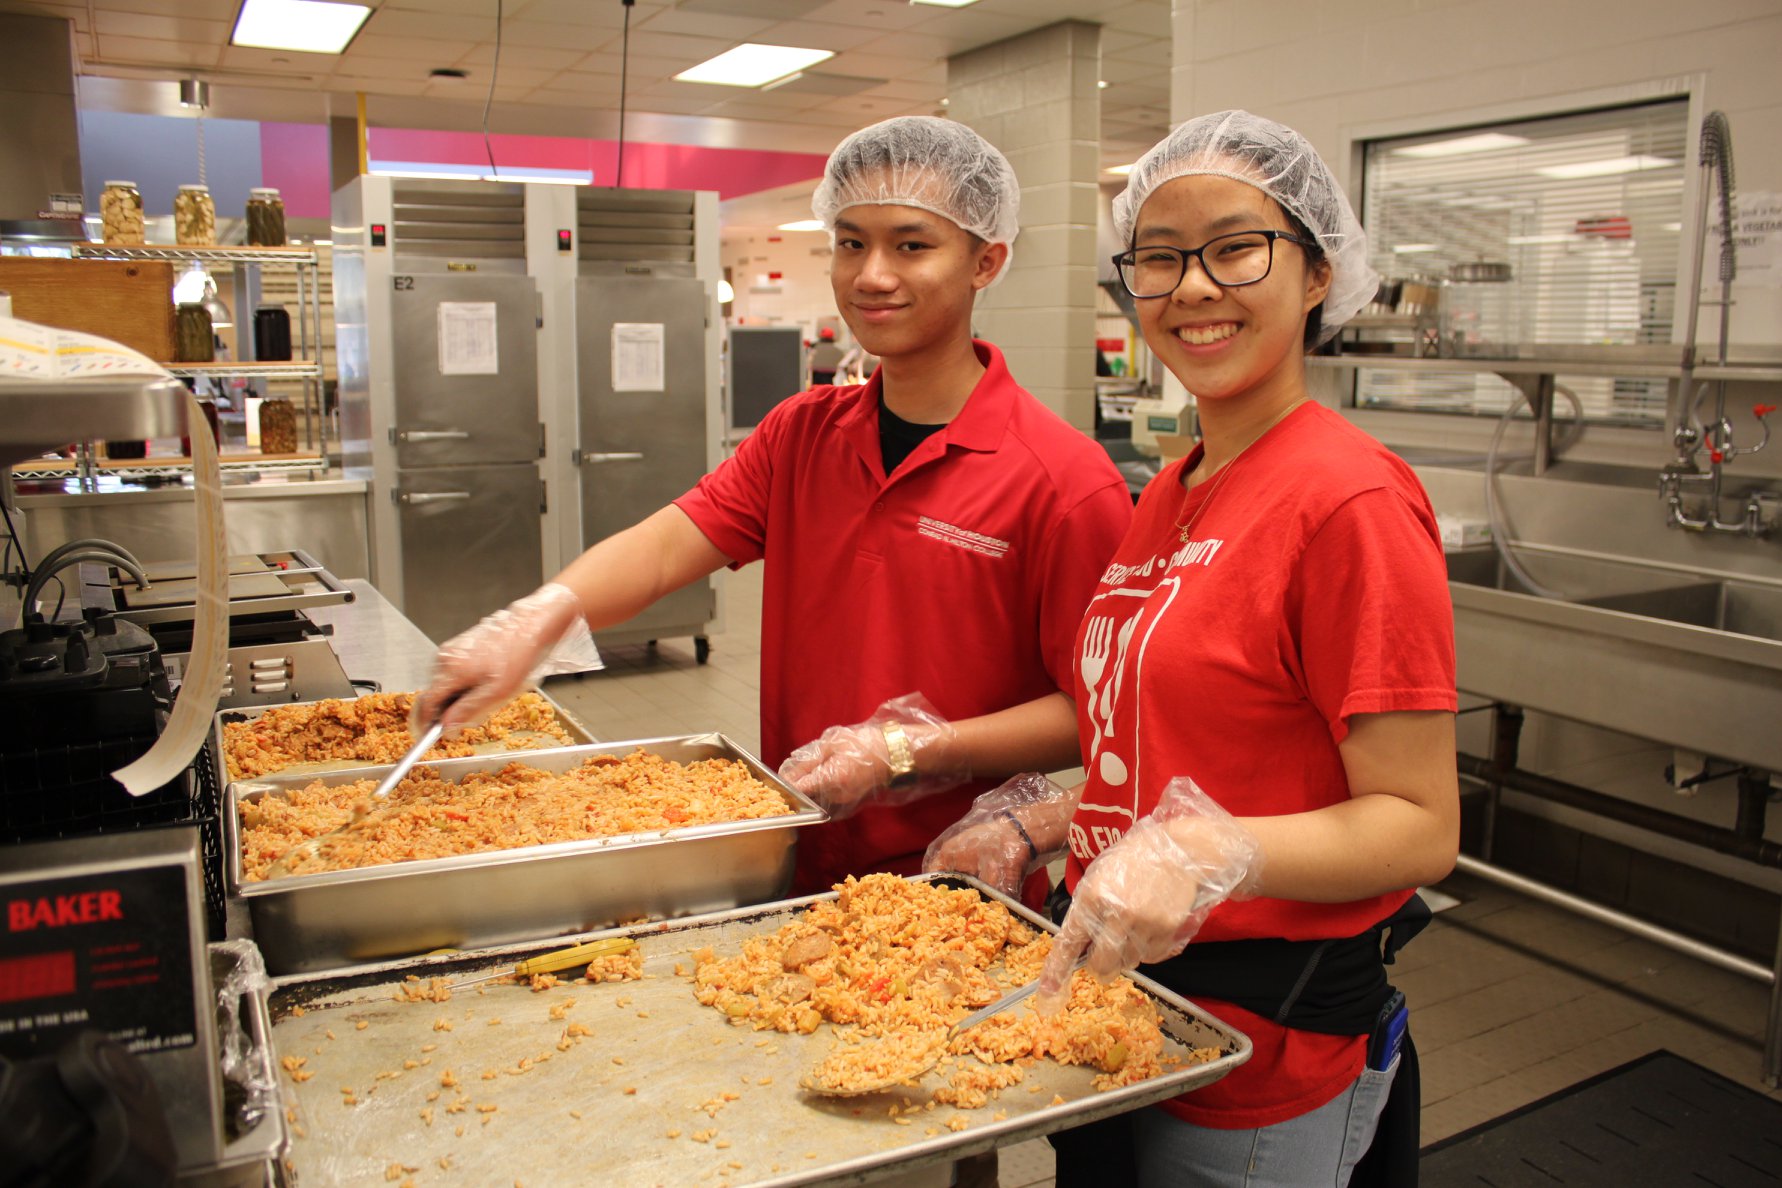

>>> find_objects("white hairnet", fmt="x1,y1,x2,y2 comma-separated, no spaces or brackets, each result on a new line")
813,116,1020,276
1112,110,1377,342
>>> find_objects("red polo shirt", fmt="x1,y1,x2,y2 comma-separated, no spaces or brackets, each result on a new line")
675,340,1132,893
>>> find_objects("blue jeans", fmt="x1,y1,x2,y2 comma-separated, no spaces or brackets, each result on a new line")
1131,1055,1399,1188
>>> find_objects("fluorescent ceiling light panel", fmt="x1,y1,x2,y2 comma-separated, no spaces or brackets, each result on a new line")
1104,163,1135,175
1394,133,1529,158
909,0,982,7
777,219,826,231
1391,243,1440,253
232,0,370,54
675,44,835,87
1536,155,1677,179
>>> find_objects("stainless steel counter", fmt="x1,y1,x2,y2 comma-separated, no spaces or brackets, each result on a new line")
306,579,437,693
15,475,371,580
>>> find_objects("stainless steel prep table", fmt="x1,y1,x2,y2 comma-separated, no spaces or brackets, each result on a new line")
267,876,1250,1187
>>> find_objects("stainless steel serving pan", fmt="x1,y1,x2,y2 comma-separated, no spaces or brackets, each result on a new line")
265,874,1251,1187
210,686,597,795
227,735,826,974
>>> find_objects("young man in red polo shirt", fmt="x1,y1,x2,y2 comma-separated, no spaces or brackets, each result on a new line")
416,116,1132,900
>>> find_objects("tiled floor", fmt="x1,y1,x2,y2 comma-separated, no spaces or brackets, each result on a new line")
544,564,1779,1187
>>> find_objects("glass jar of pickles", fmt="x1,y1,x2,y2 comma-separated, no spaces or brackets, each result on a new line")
175,302,215,362
174,184,217,246
100,180,145,246
246,187,287,247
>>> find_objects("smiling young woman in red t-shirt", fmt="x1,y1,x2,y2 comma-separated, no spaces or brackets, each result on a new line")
925,111,1459,1188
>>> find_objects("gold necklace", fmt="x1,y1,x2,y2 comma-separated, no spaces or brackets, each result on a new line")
1170,400,1305,543
1171,453,1241,543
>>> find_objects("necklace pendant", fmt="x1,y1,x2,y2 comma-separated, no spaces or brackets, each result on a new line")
1178,526,1192,543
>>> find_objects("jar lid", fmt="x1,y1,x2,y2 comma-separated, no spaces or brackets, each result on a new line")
103,180,138,189
249,187,281,199
178,184,211,192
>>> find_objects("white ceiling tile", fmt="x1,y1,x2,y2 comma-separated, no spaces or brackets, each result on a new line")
496,20,620,51
629,94,724,116
106,0,240,17
93,11,228,43
634,7,776,41
847,30,965,60
217,45,332,74
348,33,479,62
362,9,497,42
384,0,515,15
855,78,946,102
893,8,1032,47
510,0,663,27
327,55,437,83
821,49,933,82
87,33,222,68
1097,1,1170,38
620,29,741,64
456,43,589,71
750,19,880,53
802,1,929,33
332,75,433,97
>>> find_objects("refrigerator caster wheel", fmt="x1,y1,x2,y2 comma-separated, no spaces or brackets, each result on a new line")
695,636,711,665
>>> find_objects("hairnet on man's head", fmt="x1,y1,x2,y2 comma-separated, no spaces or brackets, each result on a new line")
813,115,1020,267
1112,110,1378,341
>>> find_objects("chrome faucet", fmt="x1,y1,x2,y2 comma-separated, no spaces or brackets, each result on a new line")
1663,111,1777,537
1659,398,1775,535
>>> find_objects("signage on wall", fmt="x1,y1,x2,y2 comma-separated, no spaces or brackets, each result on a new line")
1713,192,1782,288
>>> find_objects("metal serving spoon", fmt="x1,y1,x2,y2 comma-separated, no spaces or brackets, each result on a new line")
262,696,457,879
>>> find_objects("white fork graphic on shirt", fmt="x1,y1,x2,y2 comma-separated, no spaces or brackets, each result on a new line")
1080,616,1114,754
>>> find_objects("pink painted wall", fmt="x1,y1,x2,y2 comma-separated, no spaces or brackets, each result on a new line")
258,122,828,219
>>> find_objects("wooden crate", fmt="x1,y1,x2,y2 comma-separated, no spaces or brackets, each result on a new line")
0,257,176,362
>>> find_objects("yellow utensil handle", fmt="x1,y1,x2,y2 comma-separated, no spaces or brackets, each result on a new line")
511,937,636,978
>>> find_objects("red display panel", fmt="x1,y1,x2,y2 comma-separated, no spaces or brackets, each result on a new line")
0,950,76,1004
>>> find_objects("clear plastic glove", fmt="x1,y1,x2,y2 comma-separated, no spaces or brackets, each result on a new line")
413,583,587,734
922,773,1073,898
1035,777,1262,1013
778,693,966,820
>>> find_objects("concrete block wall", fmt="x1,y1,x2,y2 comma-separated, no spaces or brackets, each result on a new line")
950,22,1103,430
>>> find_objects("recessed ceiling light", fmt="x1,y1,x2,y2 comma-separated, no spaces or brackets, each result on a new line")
1097,80,1108,88
910,0,982,7
675,44,835,87
1394,133,1528,158
232,0,370,54
1536,155,1677,179
778,219,826,232
1391,243,1441,253
1104,163,1135,175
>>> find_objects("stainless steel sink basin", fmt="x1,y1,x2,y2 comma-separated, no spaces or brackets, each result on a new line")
1445,548,1782,770
1446,549,1782,644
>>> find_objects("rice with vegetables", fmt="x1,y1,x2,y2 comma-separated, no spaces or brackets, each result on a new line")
222,691,571,780
694,874,1188,1093
239,750,791,881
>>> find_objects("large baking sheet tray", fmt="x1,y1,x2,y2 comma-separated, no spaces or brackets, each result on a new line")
265,875,1251,1187
228,735,827,975
210,686,598,792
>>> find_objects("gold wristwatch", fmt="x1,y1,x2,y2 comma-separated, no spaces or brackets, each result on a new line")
882,721,920,787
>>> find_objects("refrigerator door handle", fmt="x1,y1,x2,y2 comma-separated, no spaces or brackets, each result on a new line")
582,452,645,464
395,490,473,505
393,428,473,443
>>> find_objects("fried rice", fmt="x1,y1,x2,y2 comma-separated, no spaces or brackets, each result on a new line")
694,874,1192,1094
238,750,791,881
221,691,572,781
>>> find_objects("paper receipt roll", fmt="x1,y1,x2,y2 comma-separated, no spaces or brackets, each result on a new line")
113,389,229,795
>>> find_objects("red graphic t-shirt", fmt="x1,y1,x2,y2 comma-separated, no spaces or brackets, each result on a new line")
1066,401,1457,1129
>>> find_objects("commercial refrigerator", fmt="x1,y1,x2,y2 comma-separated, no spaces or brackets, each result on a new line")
529,186,723,660
332,176,547,643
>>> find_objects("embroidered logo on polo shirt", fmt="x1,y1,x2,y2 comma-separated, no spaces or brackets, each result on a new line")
917,516,1010,559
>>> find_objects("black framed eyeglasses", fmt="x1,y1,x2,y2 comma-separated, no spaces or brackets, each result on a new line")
1112,230,1312,299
